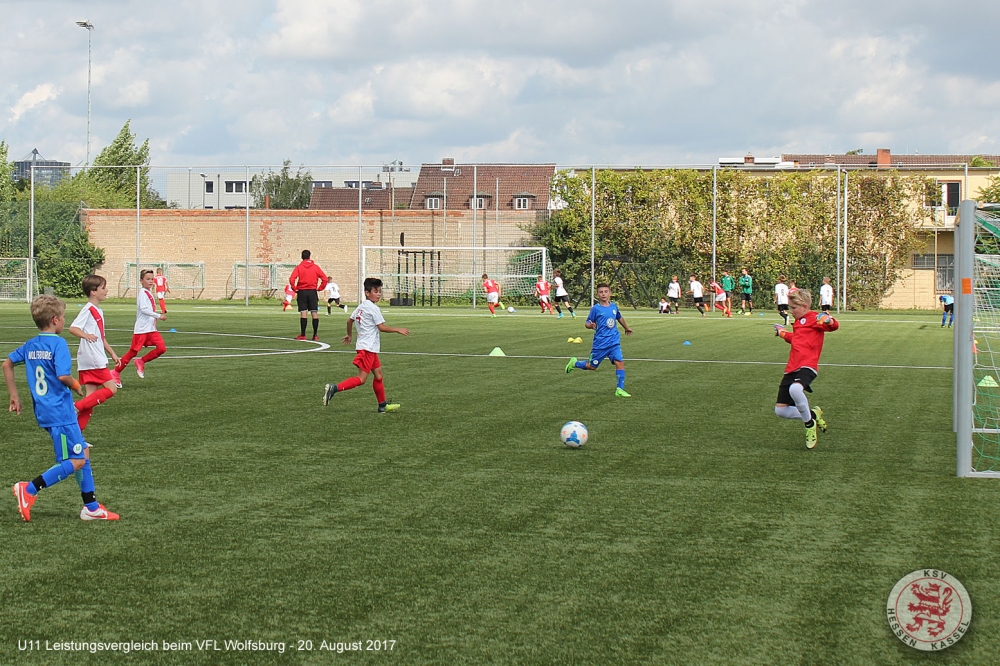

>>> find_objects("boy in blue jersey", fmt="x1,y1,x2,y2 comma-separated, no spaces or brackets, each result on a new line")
564,283,634,397
940,294,954,328
3,295,119,522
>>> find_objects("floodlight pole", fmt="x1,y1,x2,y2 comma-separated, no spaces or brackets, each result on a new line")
836,167,841,313
357,164,363,303
245,166,250,307
28,166,34,302
472,165,477,309
136,166,141,294
591,167,596,306
711,166,717,281
76,21,94,166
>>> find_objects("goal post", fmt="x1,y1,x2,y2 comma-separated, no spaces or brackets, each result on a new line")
361,246,549,306
0,258,38,302
955,199,1000,477
122,262,205,299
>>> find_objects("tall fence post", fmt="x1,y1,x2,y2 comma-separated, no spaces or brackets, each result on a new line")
836,167,841,314
357,164,363,303
472,165,477,309
956,200,975,476
28,165,34,302
245,166,250,307
711,165,717,281
591,167,596,306
842,171,849,310
136,166,141,294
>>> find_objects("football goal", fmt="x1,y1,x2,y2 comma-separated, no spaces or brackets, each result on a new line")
229,262,299,298
122,262,205,299
362,246,548,306
0,258,37,302
955,200,1000,477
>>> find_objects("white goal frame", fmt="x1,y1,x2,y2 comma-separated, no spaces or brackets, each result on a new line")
361,246,548,306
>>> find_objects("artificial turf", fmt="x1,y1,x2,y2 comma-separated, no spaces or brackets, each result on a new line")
0,301,995,665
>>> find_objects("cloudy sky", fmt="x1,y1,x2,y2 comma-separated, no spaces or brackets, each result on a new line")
3,0,999,168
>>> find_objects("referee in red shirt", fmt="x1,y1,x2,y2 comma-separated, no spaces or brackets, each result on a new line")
288,250,329,341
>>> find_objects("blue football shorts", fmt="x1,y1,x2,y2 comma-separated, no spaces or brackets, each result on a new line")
589,344,624,368
46,423,88,462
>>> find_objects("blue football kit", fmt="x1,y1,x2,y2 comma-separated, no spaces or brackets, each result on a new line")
586,302,624,367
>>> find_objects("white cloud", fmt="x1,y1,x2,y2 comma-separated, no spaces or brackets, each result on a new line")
9,83,59,123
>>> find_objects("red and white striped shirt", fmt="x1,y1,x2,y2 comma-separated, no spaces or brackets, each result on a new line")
134,288,163,334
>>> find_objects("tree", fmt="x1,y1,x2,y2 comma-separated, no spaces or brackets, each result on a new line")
978,176,1000,203
87,120,166,207
0,141,14,205
251,160,313,209
969,155,996,168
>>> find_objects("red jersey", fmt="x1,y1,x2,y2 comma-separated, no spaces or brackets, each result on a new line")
710,281,724,295
289,260,328,292
154,275,168,292
535,280,550,297
483,279,499,294
778,310,839,373
284,284,295,297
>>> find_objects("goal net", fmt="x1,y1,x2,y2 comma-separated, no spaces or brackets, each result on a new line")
230,262,299,298
122,262,205,298
956,201,1000,476
0,258,37,302
362,246,548,305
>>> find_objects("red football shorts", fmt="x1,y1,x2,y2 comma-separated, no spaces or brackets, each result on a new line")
128,331,165,353
79,368,113,386
352,350,382,373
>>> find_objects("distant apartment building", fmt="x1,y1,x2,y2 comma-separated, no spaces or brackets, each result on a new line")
14,149,70,188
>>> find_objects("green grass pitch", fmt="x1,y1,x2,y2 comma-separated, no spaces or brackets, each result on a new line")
0,301,996,664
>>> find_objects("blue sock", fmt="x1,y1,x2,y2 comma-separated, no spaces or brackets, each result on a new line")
41,460,77,489
575,360,588,370
616,369,626,389
943,313,947,326
77,461,98,511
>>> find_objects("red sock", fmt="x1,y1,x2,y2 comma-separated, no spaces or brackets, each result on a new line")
373,377,386,403
159,299,167,313
488,303,495,314
75,387,114,411
77,407,94,431
337,376,364,392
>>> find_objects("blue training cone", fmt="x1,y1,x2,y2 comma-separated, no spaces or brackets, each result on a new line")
169,328,177,333
683,340,691,346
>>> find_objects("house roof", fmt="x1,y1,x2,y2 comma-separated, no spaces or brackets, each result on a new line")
309,187,395,210
782,151,1000,168
409,161,556,210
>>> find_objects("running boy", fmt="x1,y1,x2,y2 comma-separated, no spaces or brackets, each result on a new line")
4,295,119,521
553,269,575,318
564,283,634,397
326,280,345,315
773,288,839,449
153,267,171,314
282,283,295,311
68,274,119,431
667,275,682,314
535,275,555,314
739,268,754,315
709,278,727,313
112,269,166,386
774,275,790,324
820,277,834,314
689,274,706,317
323,278,409,412
482,274,504,317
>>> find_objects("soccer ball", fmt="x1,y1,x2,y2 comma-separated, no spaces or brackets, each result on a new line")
507,306,516,313
560,421,588,448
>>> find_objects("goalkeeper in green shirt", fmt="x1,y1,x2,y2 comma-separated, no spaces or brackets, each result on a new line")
738,268,754,315
720,270,736,318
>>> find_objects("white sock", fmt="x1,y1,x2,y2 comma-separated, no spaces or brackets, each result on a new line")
775,405,801,420
788,383,812,423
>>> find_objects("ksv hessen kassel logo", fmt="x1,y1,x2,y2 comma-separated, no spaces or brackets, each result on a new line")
886,569,971,651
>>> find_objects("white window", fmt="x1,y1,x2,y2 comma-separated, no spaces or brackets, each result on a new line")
514,197,530,210
205,181,214,193
225,181,246,193
472,197,486,209
426,197,440,210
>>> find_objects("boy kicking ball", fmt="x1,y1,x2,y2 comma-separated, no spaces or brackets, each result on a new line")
3,295,119,521
773,288,839,449
323,278,409,413
564,283,634,397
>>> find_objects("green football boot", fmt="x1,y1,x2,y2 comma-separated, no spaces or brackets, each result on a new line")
565,357,577,374
812,406,827,433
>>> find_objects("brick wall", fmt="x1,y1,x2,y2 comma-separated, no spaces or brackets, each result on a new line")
83,209,542,301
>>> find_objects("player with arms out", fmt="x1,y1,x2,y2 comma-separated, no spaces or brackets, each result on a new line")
482,274,505,317
535,275,555,315
773,288,838,449
564,283,634,398
112,269,166,386
323,278,409,413
153,267,171,314
552,269,575,318
3,295,119,521
326,280,345,315
69,275,120,431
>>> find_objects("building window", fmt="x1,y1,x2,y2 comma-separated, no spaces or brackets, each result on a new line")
943,182,960,216
471,197,486,209
205,181,214,194
912,254,936,269
937,254,955,292
514,197,530,210
426,197,440,210
225,181,246,193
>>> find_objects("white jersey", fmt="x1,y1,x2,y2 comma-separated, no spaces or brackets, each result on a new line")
134,288,162,334
70,302,108,370
554,277,568,297
667,281,681,299
820,284,834,306
350,299,386,353
326,282,340,299
775,283,789,305
690,281,704,299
